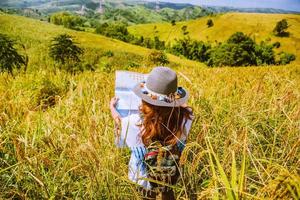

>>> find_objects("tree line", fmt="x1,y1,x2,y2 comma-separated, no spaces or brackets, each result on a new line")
93,19,295,67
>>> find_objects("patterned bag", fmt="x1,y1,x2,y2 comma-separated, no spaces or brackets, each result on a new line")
144,141,181,191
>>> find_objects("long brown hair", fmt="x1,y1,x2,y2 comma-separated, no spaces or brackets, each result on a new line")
139,100,193,146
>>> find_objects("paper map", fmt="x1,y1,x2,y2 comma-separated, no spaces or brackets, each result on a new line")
115,71,147,117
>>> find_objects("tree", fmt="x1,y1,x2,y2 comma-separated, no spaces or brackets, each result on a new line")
49,34,83,72
254,42,275,65
273,19,289,37
170,37,211,62
0,34,26,76
171,20,176,26
207,19,214,28
154,36,165,50
206,32,274,67
50,12,84,30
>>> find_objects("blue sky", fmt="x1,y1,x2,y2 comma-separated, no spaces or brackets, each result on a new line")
160,0,300,12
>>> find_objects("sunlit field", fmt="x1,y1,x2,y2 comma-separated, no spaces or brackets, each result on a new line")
129,13,300,63
0,12,300,199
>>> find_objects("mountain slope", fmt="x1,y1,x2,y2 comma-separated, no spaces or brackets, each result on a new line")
129,12,300,63
0,13,204,70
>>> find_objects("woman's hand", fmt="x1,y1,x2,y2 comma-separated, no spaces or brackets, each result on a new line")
110,97,121,137
110,97,119,108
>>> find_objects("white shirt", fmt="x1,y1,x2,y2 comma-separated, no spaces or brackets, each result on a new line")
115,113,193,189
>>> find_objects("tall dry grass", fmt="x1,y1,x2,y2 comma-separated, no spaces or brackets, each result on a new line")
0,12,299,199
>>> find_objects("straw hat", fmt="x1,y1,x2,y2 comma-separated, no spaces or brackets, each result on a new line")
133,67,189,107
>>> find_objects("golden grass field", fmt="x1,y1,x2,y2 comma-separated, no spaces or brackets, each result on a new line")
129,13,300,63
0,12,300,199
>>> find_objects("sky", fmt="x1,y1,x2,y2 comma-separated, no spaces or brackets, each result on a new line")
159,0,300,12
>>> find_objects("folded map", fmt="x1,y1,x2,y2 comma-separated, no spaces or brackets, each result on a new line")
115,71,147,117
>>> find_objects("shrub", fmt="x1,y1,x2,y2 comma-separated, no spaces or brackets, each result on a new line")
148,50,169,66
0,34,26,76
35,79,67,110
207,19,214,27
278,52,296,65
206,32,279,67
50,12,84,29
49,34,83,73
273,19,289,37
171,37,211,62
154,36,165,50
207,43,253,67
95,22,132,42
273,41,281,48
171,20,176,26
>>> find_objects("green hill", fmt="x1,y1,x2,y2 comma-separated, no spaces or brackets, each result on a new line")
0,12,204,71
129,12,300,63
0,13,299,199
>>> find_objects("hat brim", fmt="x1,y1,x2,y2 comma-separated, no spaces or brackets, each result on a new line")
132,82,189,107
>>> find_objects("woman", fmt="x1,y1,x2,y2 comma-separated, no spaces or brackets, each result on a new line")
110,67,193,199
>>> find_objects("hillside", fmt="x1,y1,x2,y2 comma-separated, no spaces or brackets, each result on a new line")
0,13,300,199
129,13,300,63
0,12,204,71
0,0,212,24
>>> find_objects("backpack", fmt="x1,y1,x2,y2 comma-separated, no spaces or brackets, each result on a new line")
143,141,181,191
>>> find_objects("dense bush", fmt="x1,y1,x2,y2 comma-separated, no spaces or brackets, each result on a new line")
207,32,277,67
278,52,296,65
95,22,133,42
171,37,211,62
169,32,295,67
50,12,84,30
0,33,27,75
273,19,289,37
254,42,276,65
207,19,214,27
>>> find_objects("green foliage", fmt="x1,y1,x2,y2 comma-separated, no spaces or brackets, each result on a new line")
171,20,176,26
171,37,211,62
254,42,276,65
167,32,296,67
95,22,166,51
95,22,133,42
207,43,250,67
49,34,84,73
207,19,214,27
148,50,169,66
0,33,26,75
278,52,296,65
207,32,277,67
50,12,84,30
273,19,289,37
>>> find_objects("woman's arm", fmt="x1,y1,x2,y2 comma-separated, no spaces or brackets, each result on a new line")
110,97,121,137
